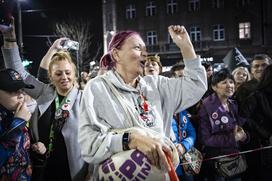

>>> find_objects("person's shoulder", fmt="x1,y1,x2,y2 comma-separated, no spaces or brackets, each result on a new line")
84,75,108,93
202,93,215,104
240,79,258,89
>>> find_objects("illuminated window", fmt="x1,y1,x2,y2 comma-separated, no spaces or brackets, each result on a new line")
239,22,251,39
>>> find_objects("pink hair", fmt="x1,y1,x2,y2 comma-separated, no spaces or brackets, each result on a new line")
100,31,140,70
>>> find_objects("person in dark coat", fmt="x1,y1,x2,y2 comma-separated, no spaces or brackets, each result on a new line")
240,64,272,181
234,54,270,112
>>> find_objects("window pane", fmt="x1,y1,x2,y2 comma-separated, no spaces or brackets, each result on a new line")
239,22,251,39
167,0,178,14
126,4,136,19
146,1,156,16
147,31,157,45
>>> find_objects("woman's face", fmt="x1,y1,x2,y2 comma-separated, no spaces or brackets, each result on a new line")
50,60,75,94
115,35,147,77
233,68,248,84
212,78,235,98
206,66,213,78
144,60,160,75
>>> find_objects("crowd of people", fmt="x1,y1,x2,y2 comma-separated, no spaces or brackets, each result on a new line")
1,17,272,181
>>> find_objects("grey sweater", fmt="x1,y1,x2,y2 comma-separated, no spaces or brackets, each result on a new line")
78,56,207,179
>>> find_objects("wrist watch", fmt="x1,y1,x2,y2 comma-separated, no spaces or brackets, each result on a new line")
122,132,130,151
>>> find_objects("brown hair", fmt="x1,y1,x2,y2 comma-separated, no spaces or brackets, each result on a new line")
145,54,163,74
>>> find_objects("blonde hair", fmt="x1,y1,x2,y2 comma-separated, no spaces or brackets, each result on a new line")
48,51,78,82
145,54,163,73
232,66,251,82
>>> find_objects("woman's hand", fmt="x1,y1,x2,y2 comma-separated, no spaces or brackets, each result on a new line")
0,17,17,48
50,37,69,52
0,17,16,39
32,142,47,155
168,25,197,60
234,125,247,142
39,37,69,70
128,132,172,171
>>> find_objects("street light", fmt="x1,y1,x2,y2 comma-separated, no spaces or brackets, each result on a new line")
17,0,26,57
102,0,116,54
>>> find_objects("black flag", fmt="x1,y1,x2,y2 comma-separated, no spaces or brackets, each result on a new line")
223,47,249,72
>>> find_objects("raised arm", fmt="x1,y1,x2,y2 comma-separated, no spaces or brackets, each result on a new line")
0,17,29,79
39,37,68,70
0,17,47,99
37,37,68,83
168,25,197,60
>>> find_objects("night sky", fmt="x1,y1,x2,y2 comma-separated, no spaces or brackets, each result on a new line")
1,0,103,75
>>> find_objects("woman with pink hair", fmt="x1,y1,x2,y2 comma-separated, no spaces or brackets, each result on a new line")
79,26,207,180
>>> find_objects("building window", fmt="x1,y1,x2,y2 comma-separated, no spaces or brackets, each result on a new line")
168,33,174,44
167,0,178,14
213,24,225,41
190,26,201,41
146,1,156,16
239,22,251,39
188,0,200,11
237,0,251,7
147,31,157,45
126,4,136,19
212,0,224,8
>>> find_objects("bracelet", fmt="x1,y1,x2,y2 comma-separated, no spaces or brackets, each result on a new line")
4,38,17,42
122,132,130,151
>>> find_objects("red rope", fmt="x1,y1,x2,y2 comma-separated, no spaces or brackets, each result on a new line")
165,151,179,181
179,145,272,166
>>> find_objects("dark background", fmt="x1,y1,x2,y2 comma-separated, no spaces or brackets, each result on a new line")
1,0,103,75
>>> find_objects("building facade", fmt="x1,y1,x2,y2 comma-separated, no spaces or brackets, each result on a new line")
102,0,272,66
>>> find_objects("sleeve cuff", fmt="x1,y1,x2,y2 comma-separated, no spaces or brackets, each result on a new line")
37,67,50,84
110,133,123,153
1,118,26,138
184,55,201,68
9,118,26,131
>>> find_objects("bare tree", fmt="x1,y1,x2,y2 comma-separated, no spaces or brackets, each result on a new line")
53,15,102,76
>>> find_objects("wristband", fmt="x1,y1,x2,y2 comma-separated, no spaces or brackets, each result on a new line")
122,132,130,151
4,38,17,42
